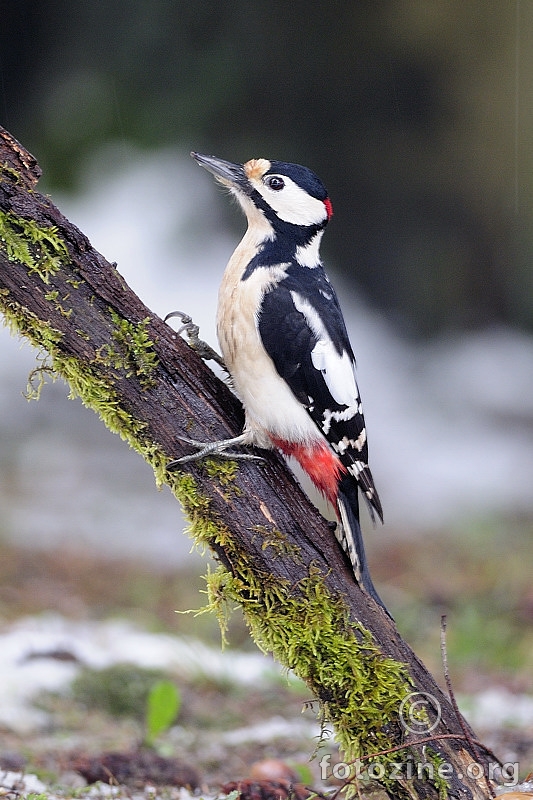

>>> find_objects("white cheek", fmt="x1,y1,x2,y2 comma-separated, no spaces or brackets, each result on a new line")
256,178,327,226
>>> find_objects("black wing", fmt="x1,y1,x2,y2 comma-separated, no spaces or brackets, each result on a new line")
257,267,382,520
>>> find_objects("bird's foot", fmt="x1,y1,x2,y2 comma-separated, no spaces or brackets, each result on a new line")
164,310,226,369
167,433,263,469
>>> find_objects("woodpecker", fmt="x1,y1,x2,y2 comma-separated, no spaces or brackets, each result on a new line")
177,151,387,612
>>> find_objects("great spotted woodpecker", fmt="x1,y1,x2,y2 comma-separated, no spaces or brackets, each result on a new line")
175,152,387,612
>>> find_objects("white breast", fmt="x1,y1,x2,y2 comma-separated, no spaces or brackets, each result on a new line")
216,230,320,448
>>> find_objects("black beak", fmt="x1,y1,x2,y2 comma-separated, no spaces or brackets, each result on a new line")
191,152,248,190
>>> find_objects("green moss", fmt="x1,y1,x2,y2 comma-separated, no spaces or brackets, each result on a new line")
205,563,412,772
202,457,243,501
175,472,211,517
0,209,68,282
1,295,63,352
0,294,155,460
62,357,149,438
25,362,57,402
424,749,451,800
96,309,159,388
201,564,236,646
66,277,83,289
251,524,302,559
44,289,73,318
0,163,25,185
203,457,240,486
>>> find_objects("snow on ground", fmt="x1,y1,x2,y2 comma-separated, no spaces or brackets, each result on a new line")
0,612,532,745
0,771,204,800
0,613,284,734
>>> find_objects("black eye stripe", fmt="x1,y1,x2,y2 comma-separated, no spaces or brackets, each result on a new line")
266,175,285,191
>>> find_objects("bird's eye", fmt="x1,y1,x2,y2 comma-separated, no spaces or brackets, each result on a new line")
266,175,285,191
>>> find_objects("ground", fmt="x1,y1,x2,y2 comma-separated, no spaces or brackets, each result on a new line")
0,516,532,799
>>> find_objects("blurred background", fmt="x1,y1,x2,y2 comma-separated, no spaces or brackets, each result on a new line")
1,1,533,688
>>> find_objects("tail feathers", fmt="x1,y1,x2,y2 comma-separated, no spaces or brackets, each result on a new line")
336,483,391,617
345,460,383,524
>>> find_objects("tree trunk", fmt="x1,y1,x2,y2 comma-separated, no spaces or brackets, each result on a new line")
0,126,500,799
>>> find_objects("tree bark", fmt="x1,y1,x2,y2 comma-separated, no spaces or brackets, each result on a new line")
0,126,500,799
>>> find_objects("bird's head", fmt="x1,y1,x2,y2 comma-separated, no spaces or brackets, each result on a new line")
191,152,333,233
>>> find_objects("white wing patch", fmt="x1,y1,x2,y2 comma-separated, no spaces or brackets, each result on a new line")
290,291,360,408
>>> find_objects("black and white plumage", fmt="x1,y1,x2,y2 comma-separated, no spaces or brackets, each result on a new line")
185,152,387,613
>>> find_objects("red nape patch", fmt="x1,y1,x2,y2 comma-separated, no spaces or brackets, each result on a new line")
270,437,344,509
323,198,334,219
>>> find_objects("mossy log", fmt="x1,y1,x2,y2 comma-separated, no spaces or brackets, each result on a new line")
0,126,500,799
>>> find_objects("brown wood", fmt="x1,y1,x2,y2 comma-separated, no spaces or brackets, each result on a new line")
0,126,500,799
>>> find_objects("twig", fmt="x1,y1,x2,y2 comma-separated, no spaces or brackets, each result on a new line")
440,615,496,799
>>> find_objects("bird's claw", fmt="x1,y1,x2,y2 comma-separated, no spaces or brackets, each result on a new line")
164,310,226,369
167,434,264,470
